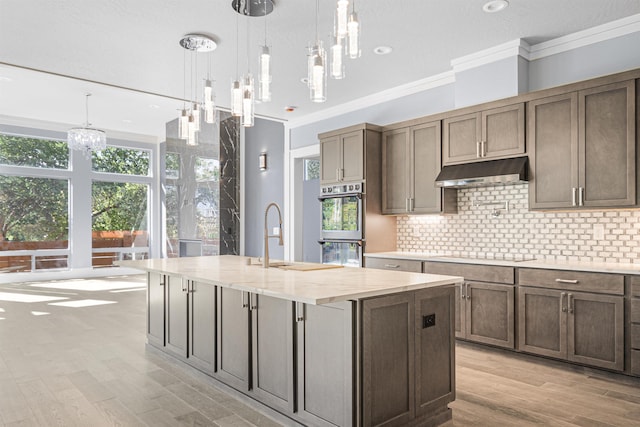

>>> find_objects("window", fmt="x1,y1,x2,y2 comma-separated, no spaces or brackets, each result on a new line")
195,157,219,256
0,134,69,169
304,158,320,180
92,146,150,176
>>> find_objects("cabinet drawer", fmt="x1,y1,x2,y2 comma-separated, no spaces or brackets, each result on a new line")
632,299,640,324
631,324,640,350
424,261,514,284
365,257,422,273
517,268,624,295
632,350,640,376
630,276,640,297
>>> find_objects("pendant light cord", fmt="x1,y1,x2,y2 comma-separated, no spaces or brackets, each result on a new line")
315,0,319,42
85,93,91,126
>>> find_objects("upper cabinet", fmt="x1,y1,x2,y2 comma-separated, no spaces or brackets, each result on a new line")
319,124,381,185
382,121,456,215
529,80,636,209
442,103,525,165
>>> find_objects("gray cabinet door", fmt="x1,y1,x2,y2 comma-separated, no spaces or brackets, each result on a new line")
320,135,341,184
454,283,465,339
414,286,455,418
188,281,216,375
528,93,579,209
165,275,188,358
251,294,294,412
362,293,415,426
567,292,624,371
579,80,636,207
216,287,250,390
296,301,354,427
341,130,365,182
518,287,567,360
381,128,410,214
443,112,480,165
147,272,165,348
464,282,515,349
411,121,444,214
481,103,525,159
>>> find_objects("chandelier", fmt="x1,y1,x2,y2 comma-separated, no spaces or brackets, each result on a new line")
67,93,106,158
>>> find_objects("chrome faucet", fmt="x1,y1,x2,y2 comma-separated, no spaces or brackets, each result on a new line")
263,202,284,268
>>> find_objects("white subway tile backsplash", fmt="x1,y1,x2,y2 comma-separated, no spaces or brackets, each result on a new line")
396,183,640,263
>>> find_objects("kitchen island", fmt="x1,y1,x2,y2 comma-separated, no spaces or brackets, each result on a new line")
120,255,463,427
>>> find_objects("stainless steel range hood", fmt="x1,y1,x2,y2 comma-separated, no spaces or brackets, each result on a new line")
435,156,528,188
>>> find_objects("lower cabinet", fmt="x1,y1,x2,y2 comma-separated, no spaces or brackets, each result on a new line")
518,287,624,371
362,286,455,427
216,287,295,412
632,277,640,376
147,272,166,348
457,281,515,349
296,301,355,427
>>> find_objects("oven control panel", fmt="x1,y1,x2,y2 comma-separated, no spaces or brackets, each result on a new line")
321,181,363,195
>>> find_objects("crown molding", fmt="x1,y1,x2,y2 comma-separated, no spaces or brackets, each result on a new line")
287,71,455,129
450,39,532,73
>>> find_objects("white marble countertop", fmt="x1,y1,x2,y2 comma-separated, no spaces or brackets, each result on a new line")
365,251,640,275
118,255,463,305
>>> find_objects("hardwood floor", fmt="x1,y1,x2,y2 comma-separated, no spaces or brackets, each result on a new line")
1,275,639,426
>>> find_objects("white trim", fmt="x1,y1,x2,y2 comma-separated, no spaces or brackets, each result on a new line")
528,13,640,60
451,39,532,73
286,71,455,129
284,130,319,262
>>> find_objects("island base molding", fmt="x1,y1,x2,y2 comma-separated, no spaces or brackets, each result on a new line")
145,272,456,427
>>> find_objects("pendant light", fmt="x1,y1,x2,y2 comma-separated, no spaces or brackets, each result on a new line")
308,0,327,103
178,49,189,139
347,1,361,59
203,51,216,124
67,93,106,158
242,10,255,127
335,0,349,38
258,0,271,103
330,34,345,79
231,13,243,117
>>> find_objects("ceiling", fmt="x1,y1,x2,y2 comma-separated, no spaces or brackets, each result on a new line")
1,0,640,141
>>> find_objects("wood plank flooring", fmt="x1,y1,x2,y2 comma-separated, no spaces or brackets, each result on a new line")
1,275,639,426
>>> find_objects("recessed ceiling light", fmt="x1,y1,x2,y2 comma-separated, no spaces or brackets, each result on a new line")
373,46,393,55
285,106,297,112
483,0,509,13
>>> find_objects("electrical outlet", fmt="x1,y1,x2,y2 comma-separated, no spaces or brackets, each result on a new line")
593,224,605,241
422,314,436,328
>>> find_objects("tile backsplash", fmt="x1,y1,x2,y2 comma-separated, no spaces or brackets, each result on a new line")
397,183,640,264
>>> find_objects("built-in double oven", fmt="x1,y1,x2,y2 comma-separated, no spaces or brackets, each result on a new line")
318,181,364,267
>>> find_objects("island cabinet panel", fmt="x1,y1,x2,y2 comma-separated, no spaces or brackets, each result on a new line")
165,275,188,358
629,277,640,376
296,301,354,427
251,294,294,412
187,281,216,375
147,272,166,347
216,287,250,390
362,287,455,427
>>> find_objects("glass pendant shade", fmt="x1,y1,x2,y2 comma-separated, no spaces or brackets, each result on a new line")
241,74,255,127
231,79,243,117
330,36,345,79
191,103,201,132
335,0,349,37
203,79,216,124
347,12,361,59
186,115,198,146
258,45,271,102
309,43,327,103
67,94,107,158
178,108,189,139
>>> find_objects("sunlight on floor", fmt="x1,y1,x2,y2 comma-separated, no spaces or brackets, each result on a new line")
0,292,68,303
110,287,146,293
33,279,145,291
48,299,117,308
30,311,50,316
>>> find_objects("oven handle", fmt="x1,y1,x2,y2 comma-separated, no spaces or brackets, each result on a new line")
318,239,363,246
318,192,362,201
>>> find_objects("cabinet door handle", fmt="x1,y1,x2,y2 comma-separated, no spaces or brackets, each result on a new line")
555,279,579,284
568,293,574,314
295,302,304,322
571,187,577,206
181,279,188,293
561,292,567,312
160,276,165,286
578,187,584,206
405,198,410,212
466,283,471,300
460,283,466,299
481,140,486,157
384,264,400,269
409,198,414,212
336,168,340,182
250,293,257,310
476,141,481,158
241,291,249,308
188,282,195,293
